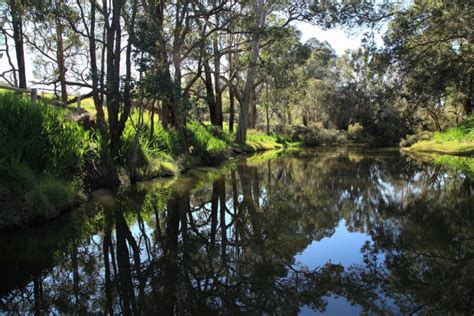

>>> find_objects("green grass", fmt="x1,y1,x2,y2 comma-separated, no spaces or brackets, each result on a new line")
0,162,79,230
0,92,87,229
0,92,89,174
235,129,284,153
405,115,474,156
0,91,302,229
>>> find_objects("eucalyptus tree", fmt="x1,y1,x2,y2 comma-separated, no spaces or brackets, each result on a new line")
382,0,473,125
2,0,27,88
25,0,85,105
229,0,308,144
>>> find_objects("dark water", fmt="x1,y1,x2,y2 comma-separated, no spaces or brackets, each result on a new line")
1,149,473,315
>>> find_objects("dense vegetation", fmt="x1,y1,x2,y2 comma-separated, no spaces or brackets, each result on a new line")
0,0,472,228
0,93,87,228
0,91,289,229
403,114,474,155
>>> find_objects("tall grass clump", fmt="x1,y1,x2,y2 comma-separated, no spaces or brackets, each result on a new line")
186,121,228,158
404,114,474,155
432,115,474,143
0,93,88,176
0,93,87,229
119,117,179,180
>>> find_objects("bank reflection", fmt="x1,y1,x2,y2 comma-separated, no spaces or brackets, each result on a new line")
0,149,472,314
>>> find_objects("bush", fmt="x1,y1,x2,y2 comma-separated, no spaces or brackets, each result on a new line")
273,124,347,146
347,123,365,140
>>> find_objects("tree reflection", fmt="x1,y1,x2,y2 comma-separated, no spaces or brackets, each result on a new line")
0,149,472,314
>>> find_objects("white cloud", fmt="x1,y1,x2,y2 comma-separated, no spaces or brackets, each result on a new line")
294,21,363,55
294,21,384,55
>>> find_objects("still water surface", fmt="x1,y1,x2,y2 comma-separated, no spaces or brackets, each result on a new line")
0,148,473,315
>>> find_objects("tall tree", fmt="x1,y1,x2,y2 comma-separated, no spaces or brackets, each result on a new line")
8,0,26,88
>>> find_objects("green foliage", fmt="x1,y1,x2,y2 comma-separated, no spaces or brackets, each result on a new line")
432,116,474,143
274,124,347,146
25,173,76,219
0,162,77,229
0,93,88,176
186,121,228,157
406,115,474,155
0,93,86,229
400,131,432,148
347,123,364,140
246,130,279,145
434,156,474,177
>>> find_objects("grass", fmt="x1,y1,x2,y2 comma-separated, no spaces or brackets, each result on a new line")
404,115,474,156
0,163,80,230
235,129,285,153
0,91,298,230
0,92,87,230
0,92,89,174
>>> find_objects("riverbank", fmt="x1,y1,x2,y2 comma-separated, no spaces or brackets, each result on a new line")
0,92,380,231
402,115,474,156
0,92,297,231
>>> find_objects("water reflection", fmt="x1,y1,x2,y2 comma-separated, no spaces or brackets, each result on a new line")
0,149,473,314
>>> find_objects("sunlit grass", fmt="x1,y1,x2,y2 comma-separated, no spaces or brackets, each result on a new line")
406,115,474,155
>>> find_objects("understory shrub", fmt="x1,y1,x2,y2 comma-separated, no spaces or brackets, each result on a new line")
347,123,365,141
273,124,347,146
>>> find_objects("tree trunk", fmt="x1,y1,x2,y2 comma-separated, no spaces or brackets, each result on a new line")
89,1,107,135
115,0,138,154
464,97,472,116
105,0,124,157
9,0,27,89
55,16,68,105
464,74,472,115
228,52,235,133
204,59,218,125
213,37,223,128
248,88,257,129
265,82,270,134
235,0,264,145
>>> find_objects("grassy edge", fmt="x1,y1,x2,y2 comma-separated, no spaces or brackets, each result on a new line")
402,140,474,156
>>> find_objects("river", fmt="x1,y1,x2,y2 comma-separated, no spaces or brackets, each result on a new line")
0,148,473,315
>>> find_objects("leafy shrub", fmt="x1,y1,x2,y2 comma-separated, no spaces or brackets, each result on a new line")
273,124,347,146
347,123,365,140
